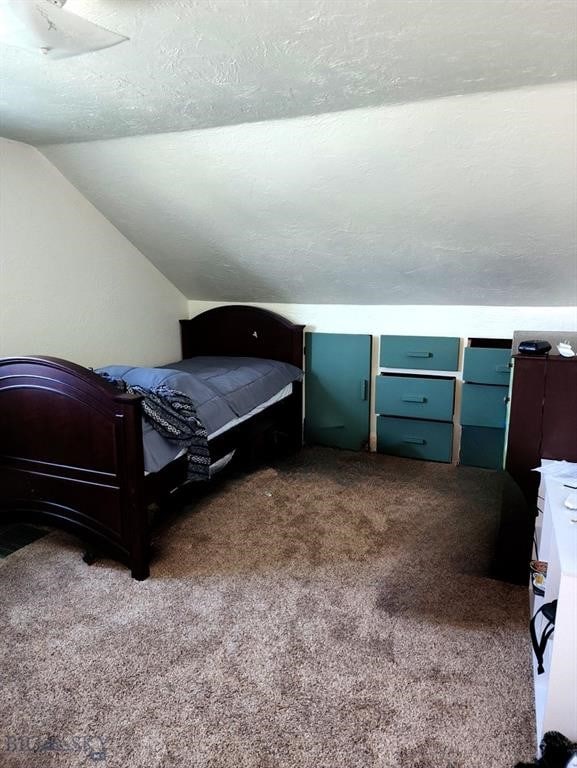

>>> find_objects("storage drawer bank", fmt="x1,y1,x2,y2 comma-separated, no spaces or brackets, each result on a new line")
377,335,459,463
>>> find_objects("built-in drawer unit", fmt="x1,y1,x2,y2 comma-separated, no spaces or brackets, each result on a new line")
377,335,458,464
375,374,455,422
461,383,509,428
379,335,460,371
377,416,453,463
460,426,506,470
458,338,512,470
463,347,512,386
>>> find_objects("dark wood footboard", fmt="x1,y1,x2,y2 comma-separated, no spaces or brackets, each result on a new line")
0,357,152,579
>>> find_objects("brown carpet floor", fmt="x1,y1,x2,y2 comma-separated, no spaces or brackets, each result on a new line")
0,447,535,768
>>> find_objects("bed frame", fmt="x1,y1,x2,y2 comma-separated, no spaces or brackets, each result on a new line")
0,306,304,580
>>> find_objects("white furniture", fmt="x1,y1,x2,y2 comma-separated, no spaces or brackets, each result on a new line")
531,466,577,745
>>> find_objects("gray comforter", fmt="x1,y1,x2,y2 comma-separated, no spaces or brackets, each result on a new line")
97,356,302,473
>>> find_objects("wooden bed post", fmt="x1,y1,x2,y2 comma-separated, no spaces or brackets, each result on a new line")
114,392,150,580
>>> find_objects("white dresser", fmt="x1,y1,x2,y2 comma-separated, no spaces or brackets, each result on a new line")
531,466,577,744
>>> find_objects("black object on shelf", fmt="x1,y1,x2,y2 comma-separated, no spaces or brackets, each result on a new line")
518,340,552,355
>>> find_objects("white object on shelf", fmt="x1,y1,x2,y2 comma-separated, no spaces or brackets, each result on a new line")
557,341,575,358
531,466,577,747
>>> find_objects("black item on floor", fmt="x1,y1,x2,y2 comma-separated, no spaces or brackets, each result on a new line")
514,730,577,767
492,472,535,585
530,600,557,675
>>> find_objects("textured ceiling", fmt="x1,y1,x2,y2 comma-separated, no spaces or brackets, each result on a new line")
0,0,576,144
4,1,577,307
42,84,577,306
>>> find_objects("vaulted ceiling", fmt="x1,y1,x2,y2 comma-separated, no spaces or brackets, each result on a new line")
1,1,576,306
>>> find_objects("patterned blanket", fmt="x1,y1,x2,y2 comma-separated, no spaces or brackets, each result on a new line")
98,373,210,480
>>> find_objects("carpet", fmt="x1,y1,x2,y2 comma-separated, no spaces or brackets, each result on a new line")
0,447,535,767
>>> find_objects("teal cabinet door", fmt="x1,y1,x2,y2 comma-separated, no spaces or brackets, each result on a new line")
305,332,372,451
460,426,505,470
460,383,509,428
463,348,512,385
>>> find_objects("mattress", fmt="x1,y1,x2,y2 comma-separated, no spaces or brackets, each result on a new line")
208,382,293,439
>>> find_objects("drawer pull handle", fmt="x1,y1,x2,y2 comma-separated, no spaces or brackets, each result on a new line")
360,379,369,401
495,364,510,373
402,436,426,445
401,394,427,403
407,351,432,358
318,423,345,430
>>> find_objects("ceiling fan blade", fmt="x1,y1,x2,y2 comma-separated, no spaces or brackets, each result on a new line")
0,0,129,59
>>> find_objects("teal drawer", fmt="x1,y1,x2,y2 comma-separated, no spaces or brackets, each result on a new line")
463,348,512,385
375,374,455,421
380,335,460,371
460,384,509,428
377,416,453,463
460,426,505,470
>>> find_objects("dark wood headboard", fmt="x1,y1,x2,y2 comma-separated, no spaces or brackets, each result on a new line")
180,306,304,369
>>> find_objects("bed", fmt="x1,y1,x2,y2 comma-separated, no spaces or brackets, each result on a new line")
0,305,304,580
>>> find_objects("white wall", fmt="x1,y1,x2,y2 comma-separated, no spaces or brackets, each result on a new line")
0,138,188,368
189,301,577,338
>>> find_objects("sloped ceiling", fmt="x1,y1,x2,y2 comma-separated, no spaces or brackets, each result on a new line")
42,83,577,305
2,1,577,306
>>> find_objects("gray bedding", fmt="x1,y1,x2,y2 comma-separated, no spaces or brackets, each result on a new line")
97,356,302,473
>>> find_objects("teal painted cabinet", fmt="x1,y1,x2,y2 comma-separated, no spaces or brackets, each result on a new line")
305,332,372,451
376,335,457,463
459,339,511,470
463,348,512,386
460,426,505,470
461,383,509,428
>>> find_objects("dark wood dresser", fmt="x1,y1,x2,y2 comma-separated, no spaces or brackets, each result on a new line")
494,355,577,583
506,355,577,501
